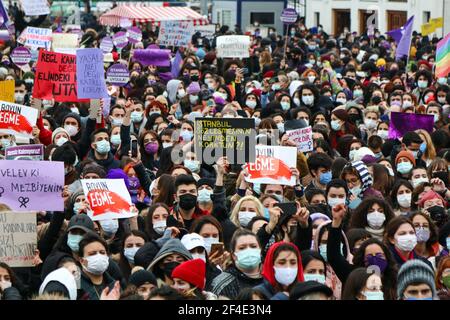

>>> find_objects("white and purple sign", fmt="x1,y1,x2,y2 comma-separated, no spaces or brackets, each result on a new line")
127,27,142,44
281,8,298,24
11,47,31,67
113,31,129,49
100,36,114,53
106,64,130,87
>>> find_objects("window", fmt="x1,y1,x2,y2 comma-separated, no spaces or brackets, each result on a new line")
250,12,275,25
423,11,431,23
222,10,232,26
314,12,320,26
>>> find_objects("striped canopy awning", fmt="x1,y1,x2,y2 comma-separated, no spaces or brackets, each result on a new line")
99,5,208,27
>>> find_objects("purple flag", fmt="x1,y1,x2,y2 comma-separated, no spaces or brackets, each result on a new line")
396,16,415,60
388,112,434,139
171,50,183,78
132,49,171,67
159,71,174,84
386,28,403,44
0,0,8,28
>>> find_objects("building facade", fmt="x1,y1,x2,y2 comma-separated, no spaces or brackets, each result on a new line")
305,0,450,37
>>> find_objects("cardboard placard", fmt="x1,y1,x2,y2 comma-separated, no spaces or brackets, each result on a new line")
0,80,15,102
76,48,108,99
0,101,38,139
216,35,250,58
286,126,313,152
5,145,44,160
158,20,194,47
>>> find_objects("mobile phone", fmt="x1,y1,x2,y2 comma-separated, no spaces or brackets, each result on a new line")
210,242,224,256
274,202,297,217
131,139,138,158
241,67,249,74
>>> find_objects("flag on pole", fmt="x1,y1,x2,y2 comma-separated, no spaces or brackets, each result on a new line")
395,16,415,60
0,0,8,28
171,50,183,79
436,32,450,78
386,28,403,44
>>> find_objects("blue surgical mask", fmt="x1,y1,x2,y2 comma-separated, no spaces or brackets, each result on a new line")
198,188,213,202
253,183,261,195
405,297,433,301
419,142,427,154
304,273,326,284
130,111,143,123
319,171,332,185
235,248,261,270
364,291,384,300
319,244,328,261
263,207,270,219
73,202,84,215
184,159,200,173
95,140,111,154
67,234,83,252
110,134,121,146
331,120,342,131
180,130,193,142
397,162,413,174
124,247,140,264
280,101,290,110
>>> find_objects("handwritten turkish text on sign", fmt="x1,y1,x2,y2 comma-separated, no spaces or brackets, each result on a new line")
24,27,52,50
0,101,38,139
20,0,50,16
286,126,313,152
33,50,82,102
81,179,135,221
158,20,194,47
216,35,250,58
194,118,255,164
52,33,79,49
76,48,108,99
0,80,15,102
245,146,297,186
0,211,37,267
0,160,64,211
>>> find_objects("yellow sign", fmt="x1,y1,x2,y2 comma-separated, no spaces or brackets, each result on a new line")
0,80,15,103
431,17,444,29
421,23,435,36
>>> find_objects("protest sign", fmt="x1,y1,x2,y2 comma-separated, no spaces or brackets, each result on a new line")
127,26,142,44
11,47,31,67
281,8,298,24
106,64,130,86
5,144,44,160
113,31,129,49
76,48,108,99
0,101,38,139
52,33,79,49
158,20,194,47
216,35,250,58
0,211,37,268
20,0,50,16
0,80,15,102
100,36,114,53
0,160,64,211
33,50,84,102
388,112,434,139
245,146,297,186
194,118,255,164
194,24,216,41
81,179,135,221
286,126,313,152
132,49,171,67
24,27,52,50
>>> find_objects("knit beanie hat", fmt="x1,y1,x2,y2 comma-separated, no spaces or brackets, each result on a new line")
62,112,82,127
129,269,157,288
171,259,206,290
187,81,201,95
51,127,70,143
106,168,130,190
396,259,436,299
395,150,416,166
69,189,85,208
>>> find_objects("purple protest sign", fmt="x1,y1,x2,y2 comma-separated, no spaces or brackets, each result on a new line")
281,8,298,24
0,160,64,211
132,49,171,67
100,36,114,53
127,27,142,44
5,144,44,160
76,48,108,99
11,46,31,67
388,112,434,139
106,64,130,87
113,31,129,49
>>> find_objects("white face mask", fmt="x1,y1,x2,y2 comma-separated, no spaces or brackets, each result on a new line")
0,280,12,290
191,253,206,262
82,253,109,275
364,119,377,129
302,95,314,106
153,220,166,235
377,129,388,140
327,197,346,208
246,100,257,109
177,89,186,98
366,211,386,229
55,137,69,147
411,177,428,188
397,193,411,208
100,219,119,235
64,125,78,137
336,98,347,105
238,211,257,227
395,234,417,252
162,142,173,149
274,267,297,286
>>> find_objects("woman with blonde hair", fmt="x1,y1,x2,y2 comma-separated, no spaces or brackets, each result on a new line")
259,51,272,70
416,129,437,166
230,196,264,228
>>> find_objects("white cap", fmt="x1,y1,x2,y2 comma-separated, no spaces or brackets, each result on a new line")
181,233,205,251
354,147,375,162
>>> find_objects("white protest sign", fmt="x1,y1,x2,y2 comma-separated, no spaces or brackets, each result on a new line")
20,0,50,16
216,35,250,58
286,126,313,152
158,20,194,47
0,211,37,267
0,101,38,139
52,33,79,50
24,27,52,50
245,146,297,186
194,24,216,41
81,179,135,221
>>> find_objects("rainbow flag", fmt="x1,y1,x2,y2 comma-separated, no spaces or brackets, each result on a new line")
436,32,450,78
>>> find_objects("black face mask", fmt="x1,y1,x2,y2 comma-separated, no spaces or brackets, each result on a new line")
162,261,180,278
427,205,448,227
348,114,361,124
178,194,197,210
190,75,199,82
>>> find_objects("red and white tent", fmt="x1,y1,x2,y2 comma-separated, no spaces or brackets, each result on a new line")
99,5,208,27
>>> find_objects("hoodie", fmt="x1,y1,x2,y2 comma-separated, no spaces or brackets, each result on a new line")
147,239,193,272
254,242,304,299
166,79,182,104
39,267,77,300
351,160,382,199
